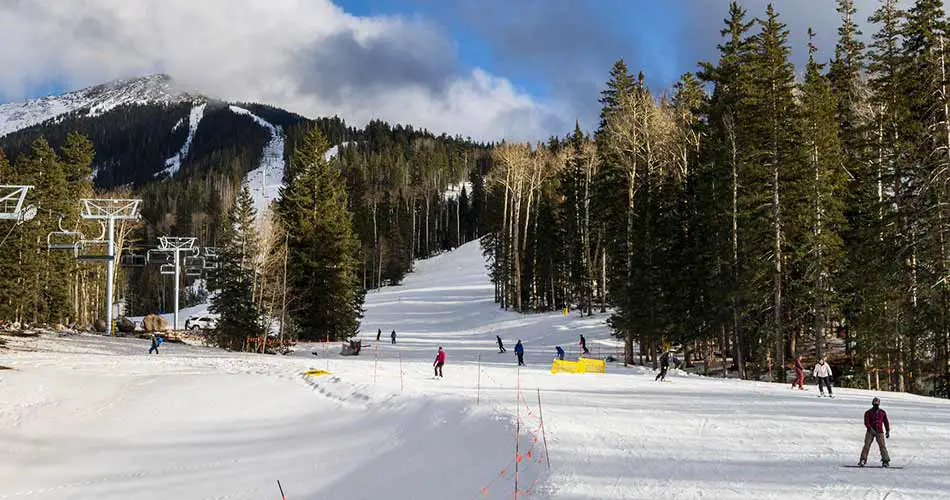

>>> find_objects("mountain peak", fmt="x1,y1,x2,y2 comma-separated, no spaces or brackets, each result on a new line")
0,73,200,138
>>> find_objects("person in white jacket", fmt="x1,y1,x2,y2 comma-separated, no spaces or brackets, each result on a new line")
813,358,834,398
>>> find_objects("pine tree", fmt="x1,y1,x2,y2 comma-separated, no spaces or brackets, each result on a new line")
697,1,755,378
745,4,804,379
277,126,363,341
799,30,848,361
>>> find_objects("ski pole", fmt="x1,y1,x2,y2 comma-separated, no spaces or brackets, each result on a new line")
278,480,286,500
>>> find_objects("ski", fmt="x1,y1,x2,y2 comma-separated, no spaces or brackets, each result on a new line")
841,465,902,469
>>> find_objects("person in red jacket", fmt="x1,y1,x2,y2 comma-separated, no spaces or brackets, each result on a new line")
791,355,805,390
859,397,891,467
433,346,446,378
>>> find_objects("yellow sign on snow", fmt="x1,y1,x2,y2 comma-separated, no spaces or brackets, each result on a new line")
304,369,331,377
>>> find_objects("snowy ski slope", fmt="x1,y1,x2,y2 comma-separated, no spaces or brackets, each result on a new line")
2,241,950,499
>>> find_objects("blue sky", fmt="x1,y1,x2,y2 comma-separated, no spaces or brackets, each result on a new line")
2,0,887,141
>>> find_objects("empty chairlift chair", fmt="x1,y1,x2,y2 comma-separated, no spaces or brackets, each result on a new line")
46,216,84,256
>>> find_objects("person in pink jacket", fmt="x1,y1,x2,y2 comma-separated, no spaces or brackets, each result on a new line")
433,346,446,378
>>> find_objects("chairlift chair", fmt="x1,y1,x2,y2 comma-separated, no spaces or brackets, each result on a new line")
159,264,175,275
185,267,203,277
184,256,205,269
46,216,84,251
120,253,146,267
146,249,172,265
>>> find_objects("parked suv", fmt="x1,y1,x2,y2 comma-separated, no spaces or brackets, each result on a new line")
185,316,217,331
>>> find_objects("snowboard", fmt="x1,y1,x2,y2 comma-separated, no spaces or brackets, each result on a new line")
841,465,902,469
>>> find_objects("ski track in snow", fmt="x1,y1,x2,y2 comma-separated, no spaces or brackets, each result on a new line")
158,103,206,178
232,106,285,223
3,241,950,499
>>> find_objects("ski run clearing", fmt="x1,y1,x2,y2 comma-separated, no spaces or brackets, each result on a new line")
2,241,950,500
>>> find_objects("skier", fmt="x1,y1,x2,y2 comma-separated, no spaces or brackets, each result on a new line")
792,355,805,390
497,335,506,353
555,345,565,361
579,334,590,355
433,346,446,378
655,350,672,381
514,340,525,366
814,358,834,397
859,397,891,467
148,334,164,355
377,328,381,342
391,329,396,345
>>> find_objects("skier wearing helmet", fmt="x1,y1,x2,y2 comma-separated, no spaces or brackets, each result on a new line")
859,397,891,467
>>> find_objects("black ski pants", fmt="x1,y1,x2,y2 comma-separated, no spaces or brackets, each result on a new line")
817,376,833,395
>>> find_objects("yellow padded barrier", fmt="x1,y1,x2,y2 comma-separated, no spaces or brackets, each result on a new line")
551,358,606,374
304,369,331,376
578,357,606,373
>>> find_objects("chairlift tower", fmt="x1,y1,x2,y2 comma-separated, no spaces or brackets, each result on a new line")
80,199,142,335
151,236,197,330
0,185,37,223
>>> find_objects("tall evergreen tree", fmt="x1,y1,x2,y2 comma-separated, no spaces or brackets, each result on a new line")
209,185,264,349
278,126,363,341
799,30,848,361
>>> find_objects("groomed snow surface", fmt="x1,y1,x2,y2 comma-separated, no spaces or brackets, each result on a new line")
3,241,950,499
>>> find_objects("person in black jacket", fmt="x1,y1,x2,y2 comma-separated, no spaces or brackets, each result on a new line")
391,329,396,344
655,350,672,381
377,328,381,342
497,335,506,353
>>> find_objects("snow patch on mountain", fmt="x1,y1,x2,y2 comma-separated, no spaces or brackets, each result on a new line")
0,74,194,138
323,141,353,162
232,106,285,223
157,103,206,178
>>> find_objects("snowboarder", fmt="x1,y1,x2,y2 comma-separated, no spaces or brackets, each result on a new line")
433,346,446,378
859,397,891,467
391,329,396,345
514,340,525,366
377,328,381,342
555,345,565,361
814,358,834,397
792,355,805,390
497,335,506,353
148,334,163,355
579,334,590,355
655,350,672,381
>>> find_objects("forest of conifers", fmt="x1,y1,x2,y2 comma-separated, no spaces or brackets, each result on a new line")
481,0,950,396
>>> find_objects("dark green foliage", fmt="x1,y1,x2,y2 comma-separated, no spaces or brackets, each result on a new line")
278,126,363,341
209,185,265,349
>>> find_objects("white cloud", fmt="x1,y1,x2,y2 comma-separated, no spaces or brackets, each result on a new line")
0,0,564,142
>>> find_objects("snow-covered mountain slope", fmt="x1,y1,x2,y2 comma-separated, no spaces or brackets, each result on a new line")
232,105,285,222
0,74,196,137
157,102,206,178
4,241,950,499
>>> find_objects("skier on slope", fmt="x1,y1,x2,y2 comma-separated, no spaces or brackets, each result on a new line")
792,355,805,390
814,358,834,397
497,335,506,353
377,328,381,342
655,350,673,381
555,345,565,361
514,340,525,366
148,334,164,355
391,329,396,345
433,346,446,378
579,334,590,355
859,397,891,467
